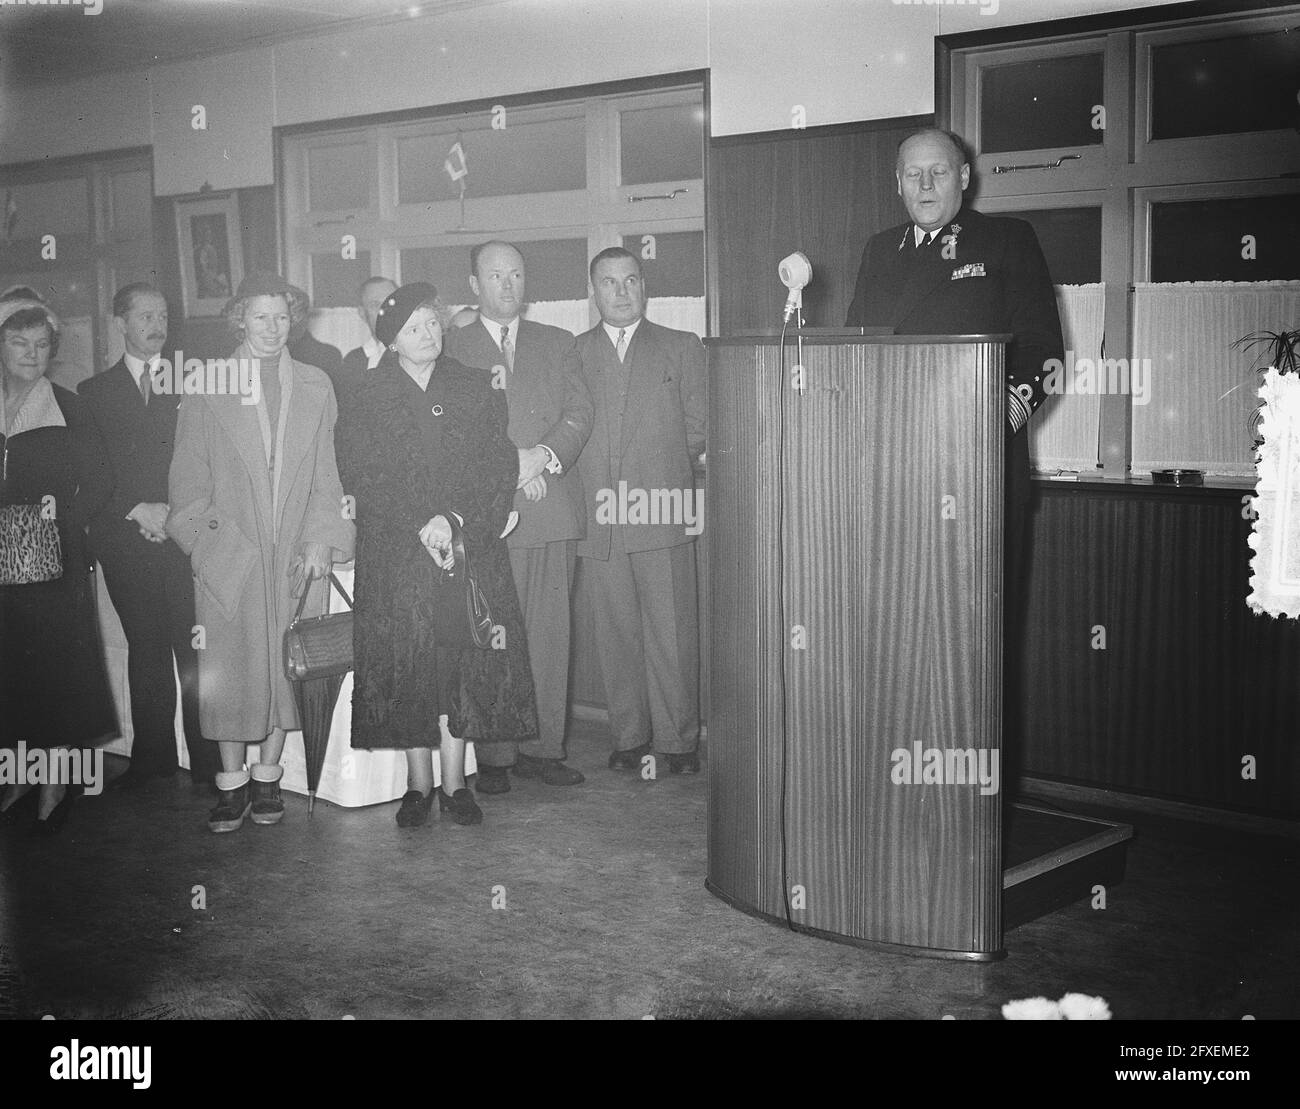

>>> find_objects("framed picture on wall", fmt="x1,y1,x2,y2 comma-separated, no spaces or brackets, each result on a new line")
175,193,242,316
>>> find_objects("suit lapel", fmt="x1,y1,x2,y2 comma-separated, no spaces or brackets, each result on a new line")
620,322,656,460
206,391,275,526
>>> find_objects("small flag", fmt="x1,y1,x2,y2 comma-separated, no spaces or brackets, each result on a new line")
444,141,468,184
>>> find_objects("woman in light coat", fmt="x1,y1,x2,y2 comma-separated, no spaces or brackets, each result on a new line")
167,273,354,833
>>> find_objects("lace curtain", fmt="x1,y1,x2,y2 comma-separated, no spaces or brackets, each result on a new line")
1131,281,1300,477
1029,284,1105,474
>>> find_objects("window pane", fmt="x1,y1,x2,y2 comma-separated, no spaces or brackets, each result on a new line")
402,238,588,305
1005,208,1101,285
307,142,370,211
980,55,1104,154
1151,195,1300,282
1151,30,1300,140
397,116,585,205
620,103,704,185
621,231,704,296
310,251,372,308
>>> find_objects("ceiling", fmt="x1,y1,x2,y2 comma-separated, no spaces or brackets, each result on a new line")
0,0,498,85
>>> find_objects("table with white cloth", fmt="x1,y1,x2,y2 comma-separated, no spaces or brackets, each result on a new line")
96,565,474,806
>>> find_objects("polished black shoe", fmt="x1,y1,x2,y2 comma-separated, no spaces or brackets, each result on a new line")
32,786,82,837
666,752,701,775
514,754,585,786
475,765,511,794
395,788,435,828
438,787,483,826
608,742,651,771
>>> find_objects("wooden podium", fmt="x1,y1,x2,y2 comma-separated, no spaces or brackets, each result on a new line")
706,333,1010,959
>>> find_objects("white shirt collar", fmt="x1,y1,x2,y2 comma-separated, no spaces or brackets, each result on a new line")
362,335,385,368
480,315,519,350
602,317,642,348
913,225,943,247
123,351,161,387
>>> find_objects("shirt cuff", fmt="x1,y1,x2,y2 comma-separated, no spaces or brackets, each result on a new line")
540,444,562,475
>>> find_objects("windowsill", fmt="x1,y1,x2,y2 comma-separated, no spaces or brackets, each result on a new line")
1032,472,1256,497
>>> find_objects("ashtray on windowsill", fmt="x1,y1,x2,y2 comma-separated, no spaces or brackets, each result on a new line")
1152,469,1205,486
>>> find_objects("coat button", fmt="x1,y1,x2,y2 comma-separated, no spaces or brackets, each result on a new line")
432,404,444,416
208,520,219,529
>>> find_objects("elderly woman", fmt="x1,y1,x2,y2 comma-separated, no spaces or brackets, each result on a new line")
0,294,117,834
167,273,354,834
337,282,537,826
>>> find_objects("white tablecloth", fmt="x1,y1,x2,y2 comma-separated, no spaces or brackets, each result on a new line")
95,565,473,806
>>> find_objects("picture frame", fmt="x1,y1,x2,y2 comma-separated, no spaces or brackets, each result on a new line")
175,193,243,317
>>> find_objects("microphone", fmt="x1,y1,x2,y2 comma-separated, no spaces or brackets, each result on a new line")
778,251,812,323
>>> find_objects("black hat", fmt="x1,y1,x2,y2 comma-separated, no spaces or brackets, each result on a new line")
374,282,439,348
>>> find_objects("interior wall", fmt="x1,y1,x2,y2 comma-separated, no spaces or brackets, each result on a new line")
708,115,931,334
0,0,1194,174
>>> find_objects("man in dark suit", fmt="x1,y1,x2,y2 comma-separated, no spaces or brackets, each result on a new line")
845,127,1064,753
79,283,220,791
286,284,347,396
576,247,706,775
341,275,397,385
445,242,592,791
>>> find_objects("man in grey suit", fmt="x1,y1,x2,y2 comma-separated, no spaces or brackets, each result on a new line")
445,241,592,791
576,247,705,775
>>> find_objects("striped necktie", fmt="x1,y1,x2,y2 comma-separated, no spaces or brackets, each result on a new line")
501,325,514,373
615,328,627,362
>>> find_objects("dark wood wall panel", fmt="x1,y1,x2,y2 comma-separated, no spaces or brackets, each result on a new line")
1020,484,1300,818
708,115,931,335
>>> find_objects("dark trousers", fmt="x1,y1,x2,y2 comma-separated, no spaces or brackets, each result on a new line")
477,540,577,767
99,542,218,781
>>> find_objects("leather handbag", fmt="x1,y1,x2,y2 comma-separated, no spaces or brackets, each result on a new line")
0,503,63,585
283,572,353,681
429,516,495,650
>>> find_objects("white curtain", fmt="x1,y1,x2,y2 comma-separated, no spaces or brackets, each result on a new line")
1132,282,1300,477
1249,369,1300,619
1029,284,1105,474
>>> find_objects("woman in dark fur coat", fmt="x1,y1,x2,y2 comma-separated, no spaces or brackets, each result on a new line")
337,283,538,827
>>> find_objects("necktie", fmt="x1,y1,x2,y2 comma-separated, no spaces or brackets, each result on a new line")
915,229,934,250
501,325,514,373
139,364,152,406
615,328,627,363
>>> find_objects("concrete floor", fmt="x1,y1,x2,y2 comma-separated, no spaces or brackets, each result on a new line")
1,719,1296,1020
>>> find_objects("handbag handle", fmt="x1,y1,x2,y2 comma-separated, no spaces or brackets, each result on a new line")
292,570,352,624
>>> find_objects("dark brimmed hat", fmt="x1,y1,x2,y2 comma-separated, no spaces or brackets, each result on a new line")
374,282,440,348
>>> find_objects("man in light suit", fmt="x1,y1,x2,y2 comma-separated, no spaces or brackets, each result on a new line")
445,241,592,791
576,247,706,775
79,283,220,792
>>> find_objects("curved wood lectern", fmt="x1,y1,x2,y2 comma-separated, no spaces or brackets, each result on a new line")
706,333,1009,959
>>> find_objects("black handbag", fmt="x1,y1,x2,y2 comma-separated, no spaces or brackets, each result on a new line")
283,572,354,681
429,516,495,650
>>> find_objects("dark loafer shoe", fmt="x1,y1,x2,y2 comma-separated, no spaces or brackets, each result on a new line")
475,765,511,794
514,755,585,786
438,787,483,826
395,788,434,828
608,743,651,771
666,753,701,775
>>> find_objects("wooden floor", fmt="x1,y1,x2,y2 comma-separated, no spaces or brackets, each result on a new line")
0,719,1295,1020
